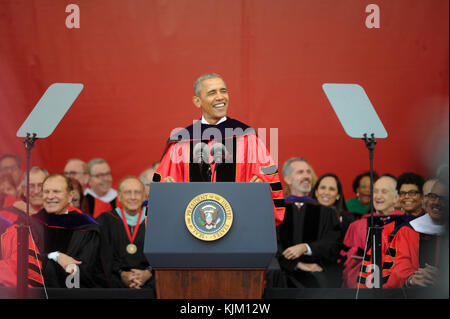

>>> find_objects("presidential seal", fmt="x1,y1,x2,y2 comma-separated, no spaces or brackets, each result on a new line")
185,193,233,241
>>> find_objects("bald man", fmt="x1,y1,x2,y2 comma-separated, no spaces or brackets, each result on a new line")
340,175,403,288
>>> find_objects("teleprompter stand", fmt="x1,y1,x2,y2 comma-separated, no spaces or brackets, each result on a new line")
323,83,388,291
15,83,83,298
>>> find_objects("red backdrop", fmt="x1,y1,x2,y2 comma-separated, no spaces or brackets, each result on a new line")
1,0,448,199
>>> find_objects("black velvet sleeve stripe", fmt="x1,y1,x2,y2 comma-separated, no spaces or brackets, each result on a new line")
28,249,41,261
152,172,162,182
385,247,396,257
29,276,43,287
29,263,42,275
357,276,366,285
270,182,283,192
356,247,365,257
273,198,285,208
382,261,394,270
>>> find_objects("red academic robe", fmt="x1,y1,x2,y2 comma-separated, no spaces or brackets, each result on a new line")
0,225,44,287
339,210,403,288
356,212,422,288
153,118,285,226
0,194,21,209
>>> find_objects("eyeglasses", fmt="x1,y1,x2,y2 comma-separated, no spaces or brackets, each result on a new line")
121,190,143,197
91,172,112,179
64,170,88,177
425,193,448,202
1,165,19,173
398,190,421,197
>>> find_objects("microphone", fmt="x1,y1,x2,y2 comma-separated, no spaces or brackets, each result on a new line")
210,142,227,164
193,142,209,164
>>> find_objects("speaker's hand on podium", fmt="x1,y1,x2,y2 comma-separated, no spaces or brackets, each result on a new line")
250,175,262,183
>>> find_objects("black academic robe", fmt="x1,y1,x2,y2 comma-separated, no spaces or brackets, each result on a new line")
96,210,153,289
32,209,106,288
277,201,342,287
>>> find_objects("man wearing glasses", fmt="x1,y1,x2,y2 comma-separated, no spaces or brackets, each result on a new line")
82,158,118,218
0,153,23,189
63,158,90,191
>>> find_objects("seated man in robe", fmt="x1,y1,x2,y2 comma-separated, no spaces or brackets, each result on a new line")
277,158,341,288
96,176,153,291
339,174,403,288
0,174,105,288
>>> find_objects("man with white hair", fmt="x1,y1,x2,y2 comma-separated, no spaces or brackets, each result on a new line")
340,174,403,288
96,176,153,291
139,161,159,199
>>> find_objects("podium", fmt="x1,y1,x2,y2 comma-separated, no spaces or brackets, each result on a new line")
144,182,277,299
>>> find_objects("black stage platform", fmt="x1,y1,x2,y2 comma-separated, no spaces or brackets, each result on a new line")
0,287,447,299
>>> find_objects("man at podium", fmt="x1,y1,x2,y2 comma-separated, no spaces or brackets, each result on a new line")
153,73,284,225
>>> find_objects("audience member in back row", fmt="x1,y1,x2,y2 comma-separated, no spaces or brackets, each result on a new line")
69,178,84,210
311,173,356,237
82,158,118,218
0,153,23,190
0,167,48,224
339,174,402,288
346,171,379,217
96,176,154,291
0,172,20,209
397,172,425,217
278,158,341,288
63,158,90,191
139,161,160,206
422,176,438,211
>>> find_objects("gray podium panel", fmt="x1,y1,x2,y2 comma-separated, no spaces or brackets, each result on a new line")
144,182,277,268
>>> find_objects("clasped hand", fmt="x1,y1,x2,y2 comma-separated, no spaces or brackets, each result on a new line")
121,269,152,289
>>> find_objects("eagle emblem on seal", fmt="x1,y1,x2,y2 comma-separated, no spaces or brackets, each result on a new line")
198,204,221,229
185,193,233,241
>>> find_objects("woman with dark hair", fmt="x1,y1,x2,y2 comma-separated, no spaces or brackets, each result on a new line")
345,171,379,217
69,177,84,210
312,173,356,236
